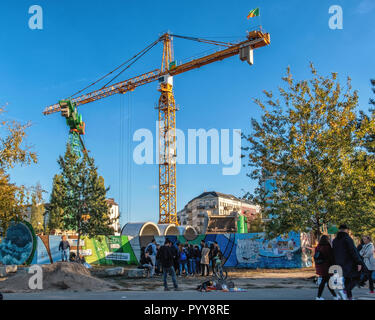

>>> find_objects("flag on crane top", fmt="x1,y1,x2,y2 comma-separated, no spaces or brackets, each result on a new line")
247,8,260,19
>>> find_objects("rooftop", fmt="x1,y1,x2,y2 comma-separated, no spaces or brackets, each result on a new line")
187,191,254,206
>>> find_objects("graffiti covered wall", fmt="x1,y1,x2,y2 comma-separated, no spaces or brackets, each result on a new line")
0,221,36,265
0,223,312,268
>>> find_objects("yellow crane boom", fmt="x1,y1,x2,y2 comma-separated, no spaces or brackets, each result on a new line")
43,30,269,115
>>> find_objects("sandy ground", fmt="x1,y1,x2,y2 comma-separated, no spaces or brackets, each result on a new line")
0,263,122,293
0,263,317,293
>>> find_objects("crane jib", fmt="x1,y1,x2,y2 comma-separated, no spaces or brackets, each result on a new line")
43,31,270,116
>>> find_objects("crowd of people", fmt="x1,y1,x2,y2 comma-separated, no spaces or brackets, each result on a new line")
314,224,375,300
139,239,223,286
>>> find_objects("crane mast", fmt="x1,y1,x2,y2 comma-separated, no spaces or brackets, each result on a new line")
158,34,178,224
43,30,270,225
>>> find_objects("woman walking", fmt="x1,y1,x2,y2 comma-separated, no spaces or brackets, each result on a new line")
314,235,339,300
359,236,375,294
201,244,210,277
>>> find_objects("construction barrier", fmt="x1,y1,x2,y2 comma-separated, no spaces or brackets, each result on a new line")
0,222,313,268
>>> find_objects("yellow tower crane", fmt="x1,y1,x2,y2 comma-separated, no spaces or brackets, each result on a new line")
43,29,270,225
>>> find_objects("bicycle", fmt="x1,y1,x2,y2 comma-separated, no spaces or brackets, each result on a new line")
212,256,228,281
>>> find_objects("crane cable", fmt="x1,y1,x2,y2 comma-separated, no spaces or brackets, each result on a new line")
170,34,235,47
71,37,161,98
119,92,133,224
70,34,236,99
102,39,160,89
118,95,123,225
126,92,133,224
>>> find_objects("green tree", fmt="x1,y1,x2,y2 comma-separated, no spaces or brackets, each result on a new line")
0,171,28,234
248,212,264,233
30,182,45,234
57,145,113,257
242,64,375,237
352,79,375,235
0,104,37,234
370,79,375,109
47,174,66,232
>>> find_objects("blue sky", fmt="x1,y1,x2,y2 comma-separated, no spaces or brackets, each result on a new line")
1,0,374,227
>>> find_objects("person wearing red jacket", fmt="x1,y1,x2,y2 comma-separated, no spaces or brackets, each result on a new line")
314,235,339,300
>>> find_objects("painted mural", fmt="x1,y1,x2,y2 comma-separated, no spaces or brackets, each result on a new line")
0,221,36,265
0,223,313,268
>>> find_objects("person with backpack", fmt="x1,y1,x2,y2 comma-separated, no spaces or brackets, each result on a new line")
332,224,364,300
145,239,157,276
314,235,338,300
359,235,375,294
178,244,189,277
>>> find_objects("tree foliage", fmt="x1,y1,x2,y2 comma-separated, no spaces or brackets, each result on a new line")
370,79,375,109
0,171,28,234
0,104,37,169
30,182,45,234
0,104,37,234
242,65,375,237
47,174,65,232
57,145,114,256
248,212,264,233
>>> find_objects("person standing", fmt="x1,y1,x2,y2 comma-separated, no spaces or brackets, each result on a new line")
155,243,161,275
201,243,210,276
59,235,70,262
145,239,157,275
209,243,215,273
170,241,179,275
211,241,220,273
314,235,338,300
178,244,189,276
157,239,180,291
359,235,375,294
194,245,201,275
187,244,195,275
332,224,363,300
357,238,368,287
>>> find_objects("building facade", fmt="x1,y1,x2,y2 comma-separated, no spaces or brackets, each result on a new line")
41,199,121,236
177,191,261,234
106,198,121,236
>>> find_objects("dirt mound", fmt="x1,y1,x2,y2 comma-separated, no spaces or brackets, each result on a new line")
0,262,123,293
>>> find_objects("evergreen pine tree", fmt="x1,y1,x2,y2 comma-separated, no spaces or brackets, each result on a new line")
57,145,114,258
47,174,65,232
